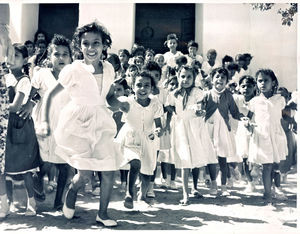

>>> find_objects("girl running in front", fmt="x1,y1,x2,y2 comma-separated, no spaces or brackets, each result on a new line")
18,34,73,210
40,21,129,227
116,70,163,209
165,65,217,205
247,69,288,204
4,44,40,216
201,67,243,196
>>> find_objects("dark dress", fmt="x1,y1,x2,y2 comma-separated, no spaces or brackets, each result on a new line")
5,76,40,174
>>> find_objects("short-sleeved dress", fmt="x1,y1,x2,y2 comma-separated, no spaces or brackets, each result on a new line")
31,68,70,164
248,94,288,164
0,73,9,175
5,75,40,174
54,60,120,171
166,87,217,169
116,95,164,175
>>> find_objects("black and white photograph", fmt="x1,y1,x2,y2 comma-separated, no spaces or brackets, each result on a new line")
0,0,298,233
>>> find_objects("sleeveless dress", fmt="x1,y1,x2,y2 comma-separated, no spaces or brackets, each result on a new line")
5,75,40,174
54,60,120,171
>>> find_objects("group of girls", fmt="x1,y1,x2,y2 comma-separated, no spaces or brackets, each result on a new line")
0,18,295,228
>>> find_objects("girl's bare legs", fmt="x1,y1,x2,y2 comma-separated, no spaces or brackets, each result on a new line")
262,163,273,203
138,173,151,201
23,172,36,215
181,168,190,204
97,171,115,220
124,159,140,209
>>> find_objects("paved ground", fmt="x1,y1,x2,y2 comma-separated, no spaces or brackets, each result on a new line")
0,165,298,233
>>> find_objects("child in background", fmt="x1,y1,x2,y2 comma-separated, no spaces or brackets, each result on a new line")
222,55,234,68
232,75,257,192
145,49,155,63
107,53,121,74
155,53,169,83
201,67,243,196
185,40,203,67
117,71,163,209
118,49,130,76
111,77,130,192
40,21,129,226
165,65,217,205
129,44,145,65
174,55,188,73
24,40,34,58
18,34,73,210
5,44,40,216
28,39,48,76
201,49,221,78
133,55,144,71
247,69,288,204
163,33,183,69
125,64,139,92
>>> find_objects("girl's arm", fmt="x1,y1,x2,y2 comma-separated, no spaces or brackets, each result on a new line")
154,117,163,137
9,91,25,113
106,85,129,113
40,83,64,135
17,87,38,119
228,93,244,120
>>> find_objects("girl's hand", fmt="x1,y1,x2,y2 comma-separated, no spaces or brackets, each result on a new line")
119,101,130,113
154,127,163,138
36,121,50,137
241,117,257,134
195,109,206,117
17,101,35,119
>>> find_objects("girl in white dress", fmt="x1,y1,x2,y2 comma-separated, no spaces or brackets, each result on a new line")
165,65,217,205
163,34,183,69
232,75,257,192
40,22,129,227
19,34,72,210
247,69,288,204
117,70,163,209
202,67,243,196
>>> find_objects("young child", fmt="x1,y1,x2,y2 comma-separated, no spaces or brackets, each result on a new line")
155,53,169,84
163,33,183,69
133,55,144,71
201,49,221,78
232,75,257,191
129,44,145,65
116,70,163,209
185,40,203,67
118,49,130,76
18,34,73,210
111,77,130,192
201,67,243,196
40,21,129,227
145,48,155,63
165,65,217,205
247,69,288,204
107,53,121,74
125,64,139,92
24,40,34,58
28,39,48,77
4,44,40,216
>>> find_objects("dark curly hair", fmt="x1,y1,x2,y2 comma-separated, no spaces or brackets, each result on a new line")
255,68,279,94
72,21,112,59
132,70,157,91
13,43,29,75
47,34,72,61
210,67,229,83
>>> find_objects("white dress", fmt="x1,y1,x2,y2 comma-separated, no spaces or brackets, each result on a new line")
31,68,70,163
163,51,183,68
201,60,221,76
166,88,217,169
116,96,163,175
54,60,120,171
248,94,288,164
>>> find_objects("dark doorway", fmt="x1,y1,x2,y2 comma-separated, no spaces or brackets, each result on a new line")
135,3,195,54
38,4,79,42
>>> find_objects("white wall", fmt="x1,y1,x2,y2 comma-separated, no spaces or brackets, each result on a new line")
79,3,135,54
9,3,39,43
201,3,297,91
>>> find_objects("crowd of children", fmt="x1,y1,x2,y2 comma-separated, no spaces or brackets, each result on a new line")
0,19,297,228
